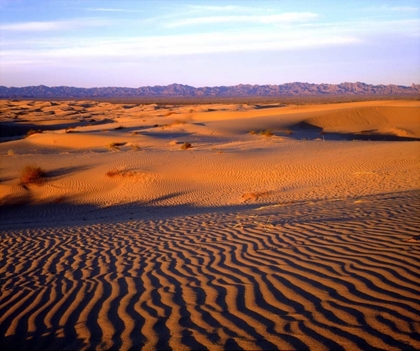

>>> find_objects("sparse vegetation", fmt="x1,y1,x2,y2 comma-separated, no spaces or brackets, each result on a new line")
25,129,43,138
106,142,120,151
181,142,192,150
130,143,141,151
7,149,15,156
114,125,124,130
106,168,135,178
249,129,273,137
20,165,46,186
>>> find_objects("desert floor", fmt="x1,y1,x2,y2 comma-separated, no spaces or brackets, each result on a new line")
0,99,419,350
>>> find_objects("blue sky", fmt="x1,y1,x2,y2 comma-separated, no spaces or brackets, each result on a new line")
1,0,419,87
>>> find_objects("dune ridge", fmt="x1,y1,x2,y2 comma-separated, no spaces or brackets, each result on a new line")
1,99,419,350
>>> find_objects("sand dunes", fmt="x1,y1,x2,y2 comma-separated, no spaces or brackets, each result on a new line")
1,99,419,350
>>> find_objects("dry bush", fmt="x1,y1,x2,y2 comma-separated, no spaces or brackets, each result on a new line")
130,143,141,151
259,130,273,137
249,129,273,137
7,149,15,156
20,165,46,186
242,191,272,201
25,129,43,138
106,142,120,151
106,168,135,178
181,142,192,150
114,125,125,130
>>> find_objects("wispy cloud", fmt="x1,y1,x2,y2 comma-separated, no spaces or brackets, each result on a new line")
166,12,319,28
186,5,270,12
365,5,419,12
86,7,143,13
0,17,110,32
0,28,360,68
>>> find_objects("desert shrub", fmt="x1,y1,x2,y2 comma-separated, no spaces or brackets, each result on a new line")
25,129,43,138
259,130,273,137
106,142,120,151
249,129,273,137
130,143,141,151
114,125,124,130
20,165,46,186
181,142,192,150
7,149,15,156
106,168,135,178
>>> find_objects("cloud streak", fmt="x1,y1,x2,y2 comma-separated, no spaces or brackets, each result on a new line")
166,12,318,28
0,17,110,31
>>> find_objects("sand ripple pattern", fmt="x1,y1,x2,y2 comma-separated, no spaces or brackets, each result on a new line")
1,190,419,350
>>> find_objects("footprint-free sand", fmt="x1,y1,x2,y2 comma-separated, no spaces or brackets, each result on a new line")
1,99,419,350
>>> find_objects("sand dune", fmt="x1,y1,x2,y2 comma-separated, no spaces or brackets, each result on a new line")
1,99,419,350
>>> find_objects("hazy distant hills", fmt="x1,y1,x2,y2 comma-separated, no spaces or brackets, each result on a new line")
1,82,419,98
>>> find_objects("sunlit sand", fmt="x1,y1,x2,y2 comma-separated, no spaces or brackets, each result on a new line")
1,99,419,350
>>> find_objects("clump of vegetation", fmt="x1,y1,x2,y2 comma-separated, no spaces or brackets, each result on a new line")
130,143,141,151
181,142,192,150
260,130,273,137
65,126,77,133
106,142,120,151
114,125,124,130
106,168,135,178
25,129,43,138
249,129,273,137
7,149,15,156
20,165,46,186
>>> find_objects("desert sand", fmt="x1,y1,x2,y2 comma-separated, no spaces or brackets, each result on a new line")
0,99,419,350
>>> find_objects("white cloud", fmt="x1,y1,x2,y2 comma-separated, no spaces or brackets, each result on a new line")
86,7,143,13
0,17,110,31
0,29,360,67
186,5,269,12
166,12,319,28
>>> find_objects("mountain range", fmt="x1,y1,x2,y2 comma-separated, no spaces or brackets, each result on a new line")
1,82,419,98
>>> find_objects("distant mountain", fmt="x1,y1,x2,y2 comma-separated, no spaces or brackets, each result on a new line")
0,82,419,98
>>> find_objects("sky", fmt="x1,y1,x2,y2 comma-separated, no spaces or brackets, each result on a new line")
0,0,419,88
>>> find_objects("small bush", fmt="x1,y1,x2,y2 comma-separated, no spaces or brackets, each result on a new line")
106,142,120,151
7,149,15,156
25,129,43,138
249,129,273,137
20,165,46,186
130,143,141,151
106,169,135,178
114,125,124,130
259,130,273,137
181,142,192,150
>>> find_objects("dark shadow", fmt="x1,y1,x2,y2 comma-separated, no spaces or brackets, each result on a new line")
0,330,87,351
283,121,420,141
138,131,192,139
47,165,94,179
255,103,287,109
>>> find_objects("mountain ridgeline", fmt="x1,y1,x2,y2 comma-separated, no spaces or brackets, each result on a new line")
1,82,419,98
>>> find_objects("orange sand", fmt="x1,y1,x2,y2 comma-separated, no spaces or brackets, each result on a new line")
0,99,419,350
